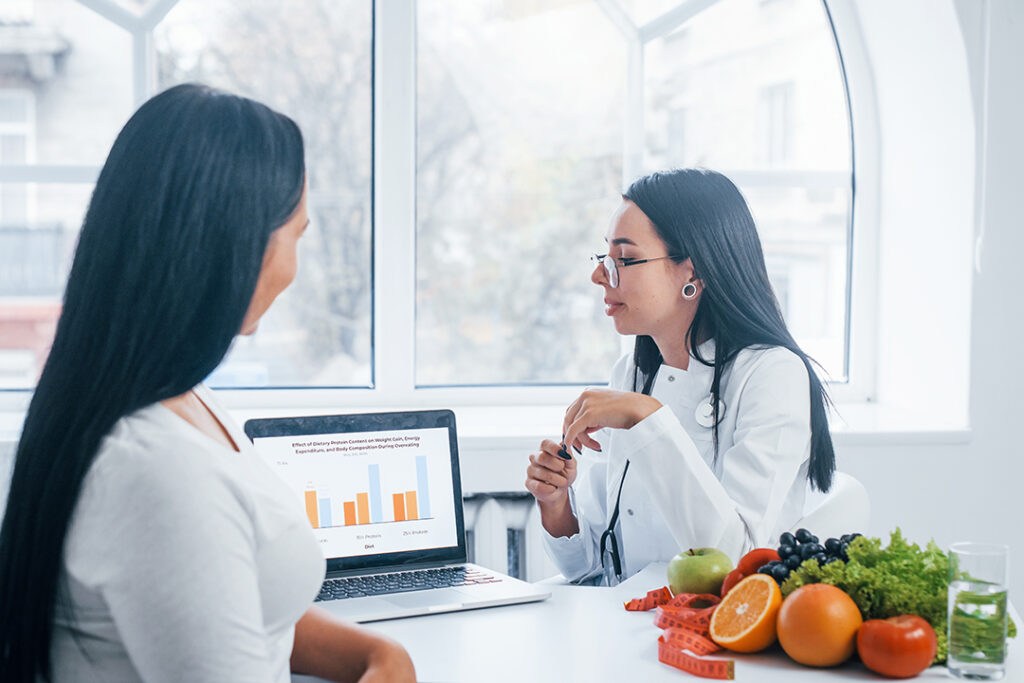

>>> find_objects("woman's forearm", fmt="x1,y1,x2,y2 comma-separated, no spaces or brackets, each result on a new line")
291,606,415,683
538,494,580,538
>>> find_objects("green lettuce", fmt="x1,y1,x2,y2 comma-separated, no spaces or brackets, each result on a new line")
780,528,1016,664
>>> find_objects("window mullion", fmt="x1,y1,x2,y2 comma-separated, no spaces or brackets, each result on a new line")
132,31,154,107
373,0,417,397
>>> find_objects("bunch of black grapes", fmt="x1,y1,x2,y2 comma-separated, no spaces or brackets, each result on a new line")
757,529,862,585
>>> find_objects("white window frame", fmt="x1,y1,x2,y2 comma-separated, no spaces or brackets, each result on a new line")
0,0,876,413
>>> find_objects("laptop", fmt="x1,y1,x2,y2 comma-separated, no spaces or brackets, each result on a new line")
244,409,550,622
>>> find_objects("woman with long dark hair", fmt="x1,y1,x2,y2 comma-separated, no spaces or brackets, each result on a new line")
525,168,835,585
0,84,414,682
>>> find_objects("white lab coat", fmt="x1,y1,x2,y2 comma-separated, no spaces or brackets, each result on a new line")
542,341,812,585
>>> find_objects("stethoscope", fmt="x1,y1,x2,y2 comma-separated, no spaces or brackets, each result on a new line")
601,394,726,585
695,395,726,428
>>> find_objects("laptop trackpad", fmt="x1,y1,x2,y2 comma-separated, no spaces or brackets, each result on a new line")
385,587,465,609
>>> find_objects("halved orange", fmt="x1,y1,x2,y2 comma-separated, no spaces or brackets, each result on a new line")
709,573,782,653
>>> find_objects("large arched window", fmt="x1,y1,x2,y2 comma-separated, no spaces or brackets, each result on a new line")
0,0,853,402
416,0,853,386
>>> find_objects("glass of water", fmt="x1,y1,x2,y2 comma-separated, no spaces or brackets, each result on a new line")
948,542,1010,680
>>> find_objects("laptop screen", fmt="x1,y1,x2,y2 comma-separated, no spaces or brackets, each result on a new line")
244,410,467,574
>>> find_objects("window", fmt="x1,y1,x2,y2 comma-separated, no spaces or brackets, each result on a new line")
642,0,852,379
758,83,795,167
0,0,33,24
154,0,373,388
0,0,123,391
0,0,372,392
666,107,688,166
1,0,855,401
0,184,86,388
0,91,33,224
415,1,625,386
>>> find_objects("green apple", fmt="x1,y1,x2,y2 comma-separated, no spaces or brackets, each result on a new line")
667,547,733,595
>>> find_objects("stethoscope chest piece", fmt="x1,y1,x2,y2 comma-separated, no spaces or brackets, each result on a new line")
695,396,726,428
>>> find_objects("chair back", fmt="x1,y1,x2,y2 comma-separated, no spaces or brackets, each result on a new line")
788,471,869,540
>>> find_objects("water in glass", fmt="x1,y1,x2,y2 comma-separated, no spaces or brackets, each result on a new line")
947,579,1008,680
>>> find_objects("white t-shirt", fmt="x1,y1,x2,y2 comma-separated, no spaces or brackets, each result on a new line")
543,342,812,584
50,384,325,683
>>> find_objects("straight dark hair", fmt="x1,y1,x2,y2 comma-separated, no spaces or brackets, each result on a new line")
624,168,835,492
0,83,305,682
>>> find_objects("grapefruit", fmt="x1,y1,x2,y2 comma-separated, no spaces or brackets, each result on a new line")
776,583,863,667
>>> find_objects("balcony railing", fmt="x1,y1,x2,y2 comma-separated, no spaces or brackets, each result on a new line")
0,223,72,297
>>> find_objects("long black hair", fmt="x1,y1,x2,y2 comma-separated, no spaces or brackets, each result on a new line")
624,168,835,492
0,83,305,682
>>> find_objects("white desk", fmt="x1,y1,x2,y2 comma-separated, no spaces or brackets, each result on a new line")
294,564,1019,682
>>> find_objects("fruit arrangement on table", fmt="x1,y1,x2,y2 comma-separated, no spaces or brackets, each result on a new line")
625,528,1016,680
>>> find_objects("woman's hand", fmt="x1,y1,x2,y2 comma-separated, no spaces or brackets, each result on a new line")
525,439,580,538
562,388,662,454
525,439,578,505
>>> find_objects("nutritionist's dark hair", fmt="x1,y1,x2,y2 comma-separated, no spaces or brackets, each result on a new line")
624,168,835,492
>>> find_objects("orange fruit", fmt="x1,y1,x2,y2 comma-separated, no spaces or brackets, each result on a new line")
776,583,863,667
709,574,782,652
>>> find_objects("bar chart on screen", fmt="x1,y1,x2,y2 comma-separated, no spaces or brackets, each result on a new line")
303,455,434,529
253,426,459,557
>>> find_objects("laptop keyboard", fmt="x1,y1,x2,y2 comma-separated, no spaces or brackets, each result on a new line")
315,566,503,602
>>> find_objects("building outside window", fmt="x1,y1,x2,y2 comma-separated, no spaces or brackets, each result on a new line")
758,82,794,167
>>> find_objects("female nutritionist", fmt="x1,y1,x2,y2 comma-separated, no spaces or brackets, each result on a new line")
525,168,836,586
0,85,414,682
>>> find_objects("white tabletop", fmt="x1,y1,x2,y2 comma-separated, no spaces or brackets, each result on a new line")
294,563,1019,682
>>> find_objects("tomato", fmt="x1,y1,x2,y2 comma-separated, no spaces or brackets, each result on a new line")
737,548,781,575
722,548,782,596
720,568,744,596
856,615,938,678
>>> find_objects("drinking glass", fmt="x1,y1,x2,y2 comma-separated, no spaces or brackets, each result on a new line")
948,542,1010,680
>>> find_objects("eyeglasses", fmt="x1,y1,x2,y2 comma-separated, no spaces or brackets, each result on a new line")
591,253,684,289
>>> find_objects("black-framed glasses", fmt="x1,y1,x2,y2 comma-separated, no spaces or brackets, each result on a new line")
591,253,684,288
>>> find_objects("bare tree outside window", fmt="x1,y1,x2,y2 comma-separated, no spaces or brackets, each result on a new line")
416,2,627,386
155,0,373,387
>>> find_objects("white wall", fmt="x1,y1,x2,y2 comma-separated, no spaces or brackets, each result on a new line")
838,0,1024,592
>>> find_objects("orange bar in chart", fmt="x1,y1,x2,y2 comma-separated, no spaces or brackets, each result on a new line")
393,493,406,522
356,493,370,525
405,491,419,520
343,501,356,526
304,489,319,529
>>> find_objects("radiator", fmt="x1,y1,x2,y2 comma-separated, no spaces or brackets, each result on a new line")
462,493,560,582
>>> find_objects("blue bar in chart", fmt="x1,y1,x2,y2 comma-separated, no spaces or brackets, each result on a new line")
368,464,383,523
416,455,430,519
319,497,332,527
